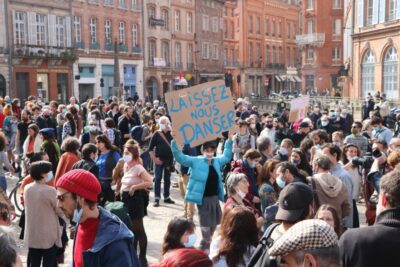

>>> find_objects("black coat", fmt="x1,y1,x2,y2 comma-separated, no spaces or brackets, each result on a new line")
339,207,400,267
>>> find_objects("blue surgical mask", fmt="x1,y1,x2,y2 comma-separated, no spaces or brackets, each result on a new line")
45,171,53,183
292,159,301,166
72,207,83,224
160,124,166,131
184,233,197,248
276,176,286,189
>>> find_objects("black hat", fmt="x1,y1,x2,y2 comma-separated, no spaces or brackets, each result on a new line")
299,122,310,128
275,182,313,222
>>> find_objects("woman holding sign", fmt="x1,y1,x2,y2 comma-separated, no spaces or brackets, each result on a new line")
171,132,233,251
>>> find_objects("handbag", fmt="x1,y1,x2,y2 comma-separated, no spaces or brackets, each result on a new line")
157,131,176,172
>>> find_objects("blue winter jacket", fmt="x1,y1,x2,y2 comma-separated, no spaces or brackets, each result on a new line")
171,139,233,205
76,207,141,267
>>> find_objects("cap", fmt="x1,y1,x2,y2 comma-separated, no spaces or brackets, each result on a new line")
275,182,313,222
39,128,55,137
299,122,310,128
56,169,101,202
269,219,338,256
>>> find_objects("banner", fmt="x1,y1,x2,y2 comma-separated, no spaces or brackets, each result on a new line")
289,95,309,122
165,80,235,147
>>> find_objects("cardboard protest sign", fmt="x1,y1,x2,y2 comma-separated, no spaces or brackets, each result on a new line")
289,95,310,122
165,80,235,147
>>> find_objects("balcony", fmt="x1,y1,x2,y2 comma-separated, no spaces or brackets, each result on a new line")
174,62,183,69
90,42,100,50
105,43,114,51
75,42,85,49
266,63,285,69
12,44,76,60
119,44,128,52
224,61,240,68
187,63,195,70
132,46,141,53
295,33,325,48
131,4,140,11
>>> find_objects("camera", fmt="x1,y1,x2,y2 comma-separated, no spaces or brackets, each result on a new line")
352,152,374,169
372,149,382,158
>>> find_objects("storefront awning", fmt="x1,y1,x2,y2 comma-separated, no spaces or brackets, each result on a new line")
200,73,225,78
275,76,282,82
294,76,302,82
173,77,188,86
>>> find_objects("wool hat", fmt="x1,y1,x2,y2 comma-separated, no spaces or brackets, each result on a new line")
275,182,313,222
56,169,101,202
269,219,338,256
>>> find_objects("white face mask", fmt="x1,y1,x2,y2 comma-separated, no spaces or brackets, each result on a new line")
123,155,132,163
321,121,329,127
236,188,246,199
204,152,214,159
160,124,166,131
250,123,256,129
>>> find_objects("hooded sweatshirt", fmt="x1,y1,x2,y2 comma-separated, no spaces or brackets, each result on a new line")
311,173,351,221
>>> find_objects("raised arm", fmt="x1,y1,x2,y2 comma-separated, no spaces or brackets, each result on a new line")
171,140,194,168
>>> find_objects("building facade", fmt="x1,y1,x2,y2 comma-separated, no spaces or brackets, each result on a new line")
7,0,75,102
72,0,143,102
195,0,225,84
224,0,301,97
0,0,9,97
171,0,195,88
296,0,343,94
351,0,400,99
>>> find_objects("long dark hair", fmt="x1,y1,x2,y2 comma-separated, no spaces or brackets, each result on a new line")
65,112,76,136
258,159,280,192
162,218,195,255
217,206,259,267
315,204,342,237
279,161,307,183
95,134,118,152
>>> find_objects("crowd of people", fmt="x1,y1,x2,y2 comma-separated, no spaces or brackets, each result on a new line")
0,92,399,267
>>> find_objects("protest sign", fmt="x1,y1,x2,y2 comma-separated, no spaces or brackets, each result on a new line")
289,95,309,122
165,80,235,147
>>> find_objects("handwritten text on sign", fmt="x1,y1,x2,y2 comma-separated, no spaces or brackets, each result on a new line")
165,80,235,147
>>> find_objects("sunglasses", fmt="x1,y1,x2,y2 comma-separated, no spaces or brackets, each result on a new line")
57,192,71,202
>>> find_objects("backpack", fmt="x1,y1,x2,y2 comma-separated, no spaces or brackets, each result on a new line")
104,201,133,231
247,223,280,267
130,125,144,146
113,128,122,148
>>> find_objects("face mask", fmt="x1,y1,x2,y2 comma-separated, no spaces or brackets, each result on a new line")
276,176,286,189
45,171,53,183
204,152,214,159
315,144,322,150
250,123,256,129
91,115,96,120
89,126,97,132
72,203,83,224
184,233,197,248
279,147,288,156
314,108,320,113
160,124,166,131
266,124,273,129
155,119,160,124
248,162,256,168
62,109,67,114
351,128,358,135
292,159,301,166
44,114,50,118
333,141,341,147
321,121,329,127
373,127,380,132
123,155,132,163
236,189,246,198
342,109,347,114
347,155,356,162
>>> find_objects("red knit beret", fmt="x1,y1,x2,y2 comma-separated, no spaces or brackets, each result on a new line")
56,169,101,202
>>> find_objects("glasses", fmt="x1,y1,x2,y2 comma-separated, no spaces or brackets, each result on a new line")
266,121,273,123
57,192,71,202
351,125,359,128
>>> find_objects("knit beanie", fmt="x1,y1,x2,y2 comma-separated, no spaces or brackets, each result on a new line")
56,169,101,202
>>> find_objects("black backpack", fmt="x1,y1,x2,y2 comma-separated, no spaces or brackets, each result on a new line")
113,128,122,146
247,223,279,267
130,125,144,146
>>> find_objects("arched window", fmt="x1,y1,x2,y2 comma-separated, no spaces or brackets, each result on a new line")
383,47,398,99
361,50,375,97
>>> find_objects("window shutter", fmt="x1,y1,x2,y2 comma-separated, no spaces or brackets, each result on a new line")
48,15,56,46
27,12,37,45
372,0,379,24
12,10,17,45
396,0,400,19
66,16,72,47
378,0,386,23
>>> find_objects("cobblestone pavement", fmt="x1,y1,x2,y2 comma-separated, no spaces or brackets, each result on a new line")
6,173,366,266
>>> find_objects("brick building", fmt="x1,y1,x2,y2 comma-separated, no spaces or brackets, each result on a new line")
7,0,74,102
296,0,343,94
351,0,400,99
72,0,143,102
224,0,301,97
0,0,9,97
171,0,196,88
195,0,225,84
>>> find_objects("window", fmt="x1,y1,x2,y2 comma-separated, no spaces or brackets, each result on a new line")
278,46,282,63
361,50,375,96
307,0,314,9
223,20,227,38
104,0,113,6
149,39,156,65
248,42,253,65
286,47,290,65
187,43,193,65
74,16,81,43
230,8,234,17
332,0,340,8
223,7,227,16
118,0,126,8
307,20,314,34
230,21,234,38
175,42,181,67
119,22,125,45
256,16,260,34
202,42,209,59
265,19,269,36
271,46,275,63
132,23,138,47
383,47,398,99
162,41,170,65
161,9,169,30
223,46,227,63
148,6,156,28
203,15,209,31
36,14,47,46
131,0,138,10
187,12,192,33
333,19,341,36
278,20,282,37
230,47,234,64
306,75,314,89
271,20,275,36
332,47,341,60
307,48,314,60
248,16,253,33
105,19,112,44
256,43,261,64
56,16,65,47
211,44,218,59
367,0,373,25
388,0,397,20
14,11,26,45
174,10,180,32
212,17,218,32
90,18,97,44
265,45,270,64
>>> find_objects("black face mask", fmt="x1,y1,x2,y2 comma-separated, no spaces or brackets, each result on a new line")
266,124,273,129
44,115,50,118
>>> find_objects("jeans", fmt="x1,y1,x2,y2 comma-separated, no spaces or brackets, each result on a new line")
368,171,381,194
141,151,151,171
0,176,7,191
154,163,171,200
28,245,57,267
